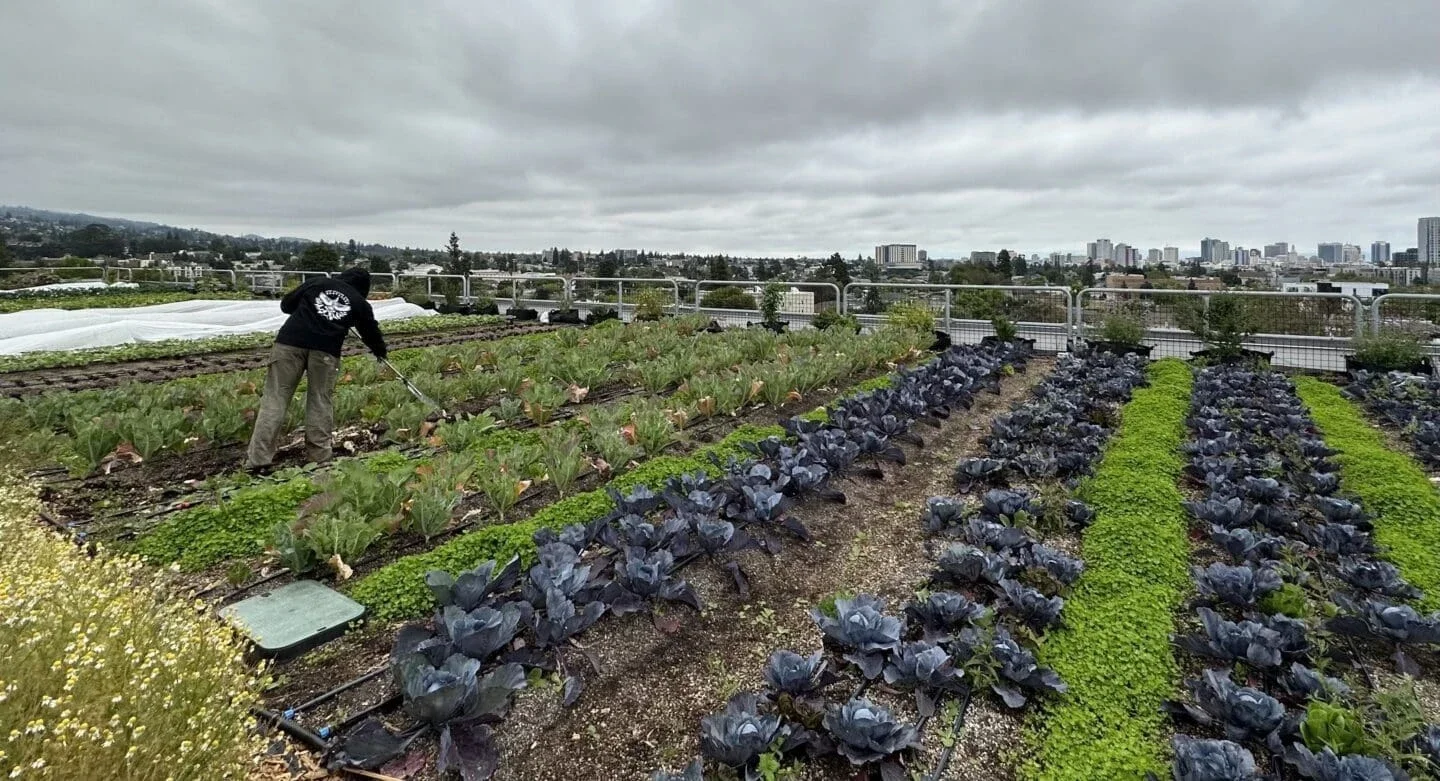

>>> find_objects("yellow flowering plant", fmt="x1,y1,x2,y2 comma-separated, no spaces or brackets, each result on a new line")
0,470,266,780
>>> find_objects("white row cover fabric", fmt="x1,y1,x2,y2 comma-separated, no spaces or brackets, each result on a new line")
0,281,139,295
0,298,435,355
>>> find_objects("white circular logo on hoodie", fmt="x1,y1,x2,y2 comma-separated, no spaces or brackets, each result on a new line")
315,290,352,321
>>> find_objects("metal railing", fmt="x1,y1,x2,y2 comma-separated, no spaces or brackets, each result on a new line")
1370,293,1440,365
692,281,841,327
3,266,1427,372
238,269,331,294
569,277,683,318
1075,288,1364,371
843,282,1073,351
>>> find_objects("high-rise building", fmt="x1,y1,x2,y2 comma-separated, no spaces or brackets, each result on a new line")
1232,248,1250,266
875,244,919,269
1147,248,1163,265
1200,238,1222,263
1163,247,1180,264
1371,242,1391,265
1264,242,1289,258
1088,239,1113,262
1317,243,1344,264
1200,238,1232,263
1113,244,1139,266
1343,245,1363,264
1395,248,1420,266
1420,219,1440,283
918,249,928,264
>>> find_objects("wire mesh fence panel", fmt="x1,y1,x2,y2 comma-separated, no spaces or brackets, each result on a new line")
1371,294,1440,362
1076,289,1360,371
843,284,1071,350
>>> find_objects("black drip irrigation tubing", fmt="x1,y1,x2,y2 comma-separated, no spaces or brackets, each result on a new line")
925,687,973,781
252,707,330,752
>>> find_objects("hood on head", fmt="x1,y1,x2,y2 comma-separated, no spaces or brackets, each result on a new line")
337,267,371,296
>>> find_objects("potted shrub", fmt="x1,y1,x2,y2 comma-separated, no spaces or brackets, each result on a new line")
1184,294,1272,365
1347,332,1432,375
981,316,1037,350
631,288,669,322
507,304,539,321
472,297,500,315
546,287,583,324
758,282,787,333
1090,312,1152,357
812,309,861,333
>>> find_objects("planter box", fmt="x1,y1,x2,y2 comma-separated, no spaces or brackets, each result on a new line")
508,307,539,321
1088,340,1153,358
1190,347,1274,365
548,309,584,325
1345,355,1432,376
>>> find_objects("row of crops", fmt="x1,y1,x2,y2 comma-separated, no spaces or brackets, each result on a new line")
6,314,1440,781
2,316,919,476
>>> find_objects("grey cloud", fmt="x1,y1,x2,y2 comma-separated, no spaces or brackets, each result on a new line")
2,1,1439,256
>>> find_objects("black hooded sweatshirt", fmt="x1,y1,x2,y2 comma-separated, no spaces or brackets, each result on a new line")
276,268,388,358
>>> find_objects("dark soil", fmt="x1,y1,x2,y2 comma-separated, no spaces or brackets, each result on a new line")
0,322,559,398
485,360,1051,781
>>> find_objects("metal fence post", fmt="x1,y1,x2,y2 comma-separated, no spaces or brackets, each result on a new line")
943,289,952,333
617,281,624,315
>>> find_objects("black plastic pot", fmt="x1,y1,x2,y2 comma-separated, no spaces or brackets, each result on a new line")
981,335,1037,351
437,303,473,315
1088,340,1153,358
928,330,953,352
585,308,619,325
508,307,539,321
757,320,788,334
1190,347,1274,365
1345,355,1432,376
548,309,584,325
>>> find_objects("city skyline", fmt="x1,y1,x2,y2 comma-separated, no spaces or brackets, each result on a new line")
2,2,1439,256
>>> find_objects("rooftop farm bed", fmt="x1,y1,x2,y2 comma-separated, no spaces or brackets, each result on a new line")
272,340,1049,781
7,320,1440,781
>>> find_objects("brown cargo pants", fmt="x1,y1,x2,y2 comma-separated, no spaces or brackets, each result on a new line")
246,343,340,468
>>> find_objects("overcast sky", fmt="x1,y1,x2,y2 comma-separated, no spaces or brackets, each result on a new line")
4,1,1440,258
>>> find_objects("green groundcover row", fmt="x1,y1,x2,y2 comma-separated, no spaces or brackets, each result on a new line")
1021,358,1195,781
1294,377,1440,613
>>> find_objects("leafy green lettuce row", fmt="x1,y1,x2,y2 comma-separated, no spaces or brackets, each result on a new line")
1021,359,1194,781
347,424,784,621
1294,377,1440,612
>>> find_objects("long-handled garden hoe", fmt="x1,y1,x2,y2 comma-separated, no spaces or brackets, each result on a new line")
352,328,448,418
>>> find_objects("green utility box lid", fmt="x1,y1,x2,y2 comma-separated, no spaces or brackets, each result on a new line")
220,580,365,660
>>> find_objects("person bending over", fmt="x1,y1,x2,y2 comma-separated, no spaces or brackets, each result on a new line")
246,267,387,470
